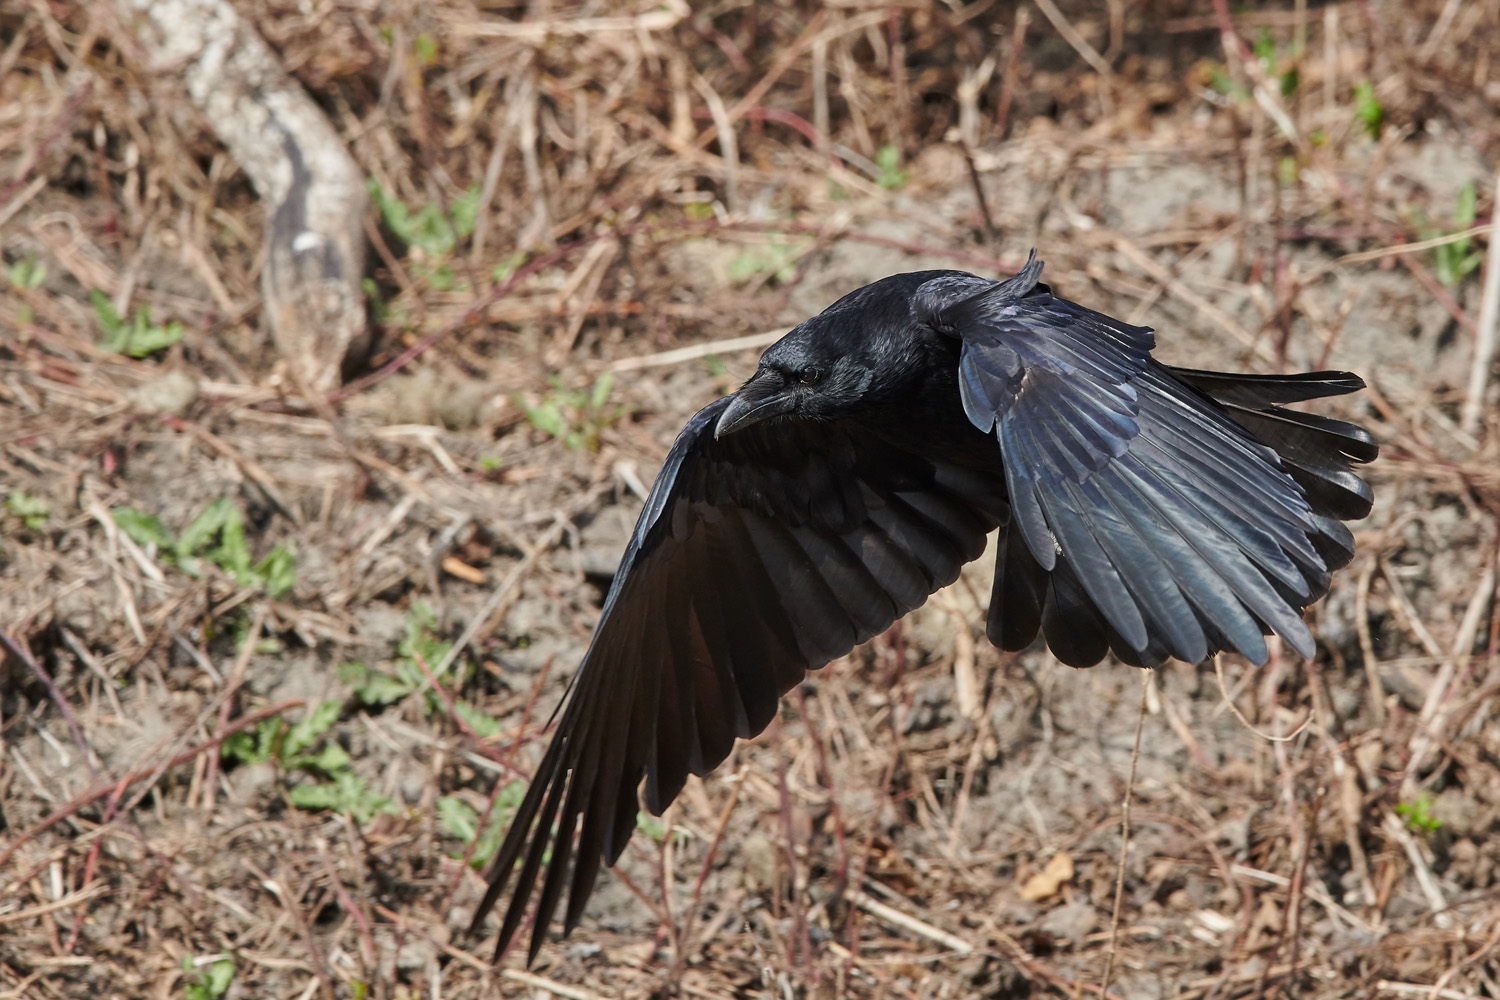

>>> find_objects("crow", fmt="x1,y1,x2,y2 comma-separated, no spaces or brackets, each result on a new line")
471,250,1377,962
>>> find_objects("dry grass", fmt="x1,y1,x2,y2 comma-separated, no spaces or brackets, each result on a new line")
2,1,1499,998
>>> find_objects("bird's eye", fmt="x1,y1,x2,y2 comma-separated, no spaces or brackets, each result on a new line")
799,368,823,386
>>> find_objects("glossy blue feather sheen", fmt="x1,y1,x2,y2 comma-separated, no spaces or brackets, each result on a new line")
471,250,1376,963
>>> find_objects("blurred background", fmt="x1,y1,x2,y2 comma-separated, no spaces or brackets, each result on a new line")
2,1,1499,997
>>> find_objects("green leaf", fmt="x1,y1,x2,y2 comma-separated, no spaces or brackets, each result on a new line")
184,957,235,1000
90,289,124,338
875,144,909,190
177,498,234,566
437,794,510,868
284,700,342,757
254,545,297,598
213,505,253,581
1207,63,1247,100
589,371,614,412
450,186,481,239
204,959,235,996
175,499,288,591
1430,182,1484,287
355,672,416,706
491,251,527,284
6,254,47,290
495,779,526,815
1253,30,1276,72
91,289,184,358
1455,179,1477,228
5,491,48,531
522,398,566,438
223,716,283,765
1353,80,1383,140
288,782,342,811
124,316,184,358
437,795,480,843
1396,793,1442,835
452,699,501,738
287,741,352,775
289,769,394,822
112,506,175,550
338,661,369,687
400,601,452,664
414,33,437,66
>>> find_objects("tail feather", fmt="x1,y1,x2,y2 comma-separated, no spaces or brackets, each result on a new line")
1167,366,1377,522
1168,367,1369,405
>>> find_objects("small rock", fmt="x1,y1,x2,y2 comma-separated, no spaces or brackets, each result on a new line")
741,834,777,892
127,369,198,415
1038,900,1098,948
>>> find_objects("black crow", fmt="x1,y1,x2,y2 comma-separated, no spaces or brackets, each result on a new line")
471,251,1377,961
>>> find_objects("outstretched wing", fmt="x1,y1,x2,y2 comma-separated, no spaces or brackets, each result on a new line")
471,397,1006,961
914,252,1375,669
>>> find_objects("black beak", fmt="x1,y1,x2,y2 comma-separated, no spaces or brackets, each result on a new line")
714,370,795,438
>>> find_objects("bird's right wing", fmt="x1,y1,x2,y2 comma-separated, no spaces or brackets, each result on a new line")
913,253,1372,669
472,397,1005,962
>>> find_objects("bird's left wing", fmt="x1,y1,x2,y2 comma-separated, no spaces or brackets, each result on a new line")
471,397,1004,961
913,252,1354,669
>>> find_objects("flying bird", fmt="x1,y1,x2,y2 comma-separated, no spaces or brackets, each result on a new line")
471,251,1377,961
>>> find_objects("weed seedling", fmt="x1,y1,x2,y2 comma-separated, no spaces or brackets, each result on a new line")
91,289,184,358
875,144,909,190
1396,793,1442,836
114,499,296,598
1428,181,1484,287
438,782,525,869
5,254,46,291
183,957,235,1000
4,491,48,531
1353,80,1384,140
223,699,396,823
517,372,627,452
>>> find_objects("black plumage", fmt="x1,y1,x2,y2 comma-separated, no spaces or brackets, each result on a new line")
471,250,1377,961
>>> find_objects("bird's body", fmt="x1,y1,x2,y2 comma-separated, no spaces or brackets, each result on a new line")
473,252,1377,961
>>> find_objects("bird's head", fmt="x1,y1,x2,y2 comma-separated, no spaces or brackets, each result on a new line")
714,271,969,439
713,326,877,438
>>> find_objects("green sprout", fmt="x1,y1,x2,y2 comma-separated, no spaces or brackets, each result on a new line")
368,179,479,258
875,144,909,190
5,491,48,531
1353,80,1384,140
517,373,626,452
1429,181,1484,287
438,782,525,870
1396,793,1442,836
91,290,184,358
223,700,396,824
6,254,46,290
183,956,235,1000
112,499,296,598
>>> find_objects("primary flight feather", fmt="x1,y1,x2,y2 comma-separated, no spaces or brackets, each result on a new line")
470,250,1377,961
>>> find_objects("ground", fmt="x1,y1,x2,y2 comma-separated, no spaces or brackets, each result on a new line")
2,1,1500,999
